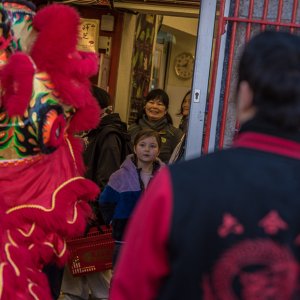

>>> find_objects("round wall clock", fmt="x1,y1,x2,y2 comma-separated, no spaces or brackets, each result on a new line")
174,52,195,80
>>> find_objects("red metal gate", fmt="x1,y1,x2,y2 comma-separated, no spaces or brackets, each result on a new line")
202,0,300,154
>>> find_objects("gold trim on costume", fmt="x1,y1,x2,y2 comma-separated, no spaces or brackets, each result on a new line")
0,263,7,298
18,223,36,237
6,176,85,214
7,231,17,247
43,240,67,258
65,137,78,171
5,230,20,276
28,282,39,300
67,201,78,224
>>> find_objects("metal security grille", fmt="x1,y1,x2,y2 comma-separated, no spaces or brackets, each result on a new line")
203,0,300,153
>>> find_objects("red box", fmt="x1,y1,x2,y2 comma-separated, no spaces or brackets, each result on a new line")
67,226,114,276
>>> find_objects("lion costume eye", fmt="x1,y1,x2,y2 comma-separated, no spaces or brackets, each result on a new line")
39,106,66,153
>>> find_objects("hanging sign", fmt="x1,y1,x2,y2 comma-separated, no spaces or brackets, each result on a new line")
77,18,100,53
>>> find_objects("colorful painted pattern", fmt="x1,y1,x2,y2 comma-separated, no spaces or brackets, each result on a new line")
2,1,36,53
0,72,73,161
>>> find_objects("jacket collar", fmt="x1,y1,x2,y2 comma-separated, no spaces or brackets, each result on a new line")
233,117,300,160
233,132,300,160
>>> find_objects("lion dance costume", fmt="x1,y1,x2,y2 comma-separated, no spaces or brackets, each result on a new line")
0,1,102,299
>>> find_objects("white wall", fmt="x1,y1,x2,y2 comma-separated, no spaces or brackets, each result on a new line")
114,13,137,122
162,16,198,37
165,28,197,127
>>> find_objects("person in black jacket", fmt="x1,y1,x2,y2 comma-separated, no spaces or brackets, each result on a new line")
83,86,132,191
61,86,131,300
110,31,300,300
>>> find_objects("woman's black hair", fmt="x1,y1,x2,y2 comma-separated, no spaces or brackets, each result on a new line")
135,89,173,124
177,90,191,116
238,31,300,129
145,89,169,109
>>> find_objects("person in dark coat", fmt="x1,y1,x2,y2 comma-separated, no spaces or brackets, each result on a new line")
110,31,300,300
61,86,131,300
83,86,132,190
169,90,191,163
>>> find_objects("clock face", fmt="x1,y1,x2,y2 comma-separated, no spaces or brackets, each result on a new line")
174,52,195,80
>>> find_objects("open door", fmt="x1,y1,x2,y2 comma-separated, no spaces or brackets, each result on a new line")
186,0,300,159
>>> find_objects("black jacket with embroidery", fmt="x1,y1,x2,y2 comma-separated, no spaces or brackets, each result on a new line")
110,117,300,300
159,119,300,299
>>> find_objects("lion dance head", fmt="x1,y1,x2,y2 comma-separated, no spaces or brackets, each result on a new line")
0,1,101,298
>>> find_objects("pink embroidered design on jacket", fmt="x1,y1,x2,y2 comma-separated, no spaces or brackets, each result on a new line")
203,239,298,300
218,213,244,238
259,210,288,235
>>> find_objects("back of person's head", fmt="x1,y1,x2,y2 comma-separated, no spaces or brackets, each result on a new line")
238,31,300,129
92,85,111,111
133,129,162,150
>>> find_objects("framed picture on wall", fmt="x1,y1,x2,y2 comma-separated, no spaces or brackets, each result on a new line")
77,18,100,53
128,14,157,125
150,43,164,89
98,53,110,91
150,39,170,90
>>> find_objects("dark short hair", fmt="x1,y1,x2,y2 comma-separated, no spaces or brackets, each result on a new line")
133,129,162,149
238,31,300,129
91,85,111,109
145,89,169,109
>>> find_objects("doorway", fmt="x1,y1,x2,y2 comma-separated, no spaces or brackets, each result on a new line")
112,3,200,128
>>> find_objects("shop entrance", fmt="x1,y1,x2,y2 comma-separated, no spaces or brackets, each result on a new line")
186,0,300,159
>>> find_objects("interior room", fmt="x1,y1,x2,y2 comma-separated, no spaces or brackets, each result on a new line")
66,0,200,127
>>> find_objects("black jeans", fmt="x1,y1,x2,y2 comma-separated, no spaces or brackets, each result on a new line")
43,264,64,299
112,243,122,269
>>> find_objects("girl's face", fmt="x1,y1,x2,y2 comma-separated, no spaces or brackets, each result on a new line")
134,136,160,163
145,98,167,121
182,94,191,117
